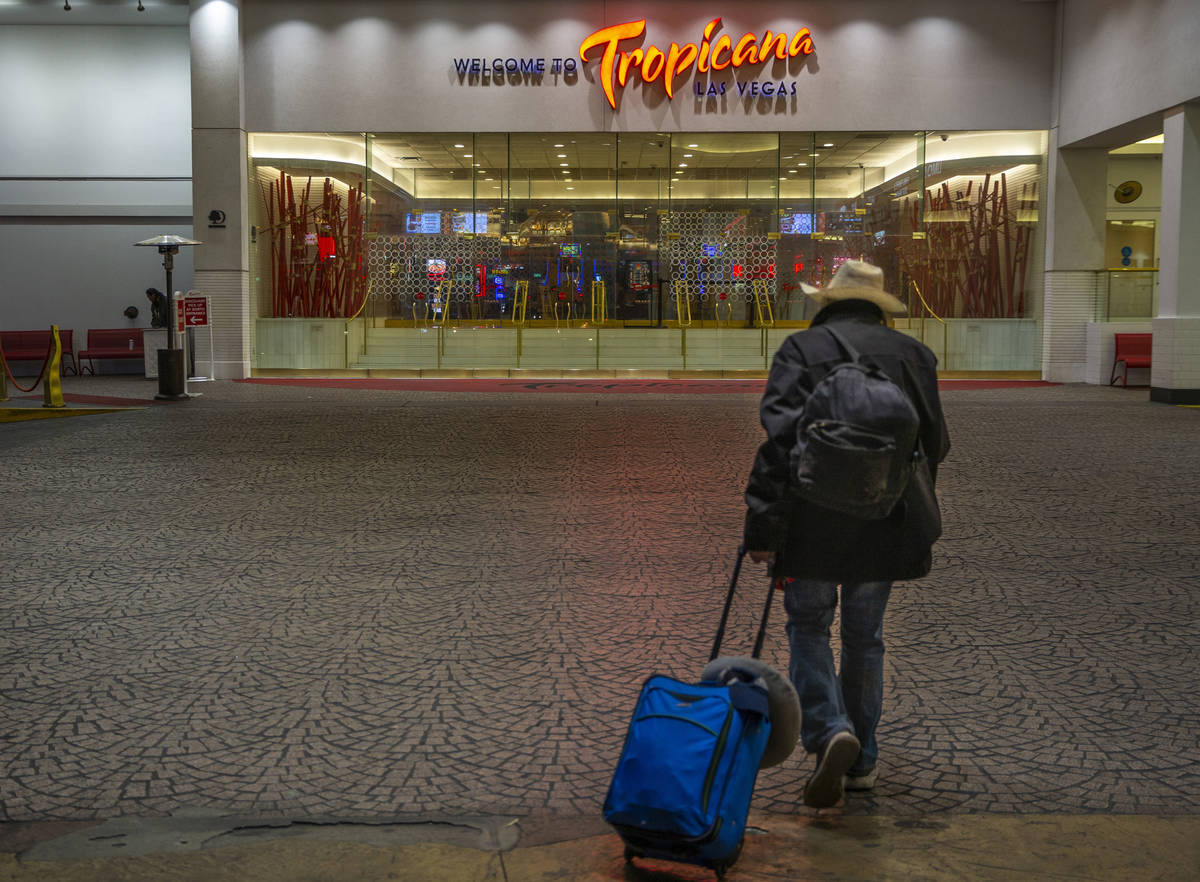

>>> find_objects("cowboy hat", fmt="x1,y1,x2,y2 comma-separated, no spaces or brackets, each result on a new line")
800,260,907,316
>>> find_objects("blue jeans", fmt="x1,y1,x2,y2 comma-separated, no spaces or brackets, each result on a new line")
782,579,892,774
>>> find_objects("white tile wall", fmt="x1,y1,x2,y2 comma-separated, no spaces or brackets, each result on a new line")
1042,271,1101,383
196,270,251,379
1153,317,1200,388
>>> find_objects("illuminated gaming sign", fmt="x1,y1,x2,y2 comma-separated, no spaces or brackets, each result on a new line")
451,17,815,110
580,18,815,108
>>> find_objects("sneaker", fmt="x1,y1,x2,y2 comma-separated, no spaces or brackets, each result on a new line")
803,730,861,808
843,767,878,791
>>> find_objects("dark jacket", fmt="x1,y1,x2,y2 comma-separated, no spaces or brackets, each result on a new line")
744,299,950,582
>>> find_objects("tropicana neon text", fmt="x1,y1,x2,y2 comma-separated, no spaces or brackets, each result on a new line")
579,18,815,109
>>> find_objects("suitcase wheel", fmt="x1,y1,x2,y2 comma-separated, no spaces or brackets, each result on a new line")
710,837,744,879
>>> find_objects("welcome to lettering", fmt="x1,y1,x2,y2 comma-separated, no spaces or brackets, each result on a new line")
579,18,815,109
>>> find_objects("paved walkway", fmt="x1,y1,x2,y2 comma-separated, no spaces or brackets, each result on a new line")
1,376,1197,879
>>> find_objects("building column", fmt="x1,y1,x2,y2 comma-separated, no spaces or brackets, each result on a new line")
190,0,250,380
1151,102,1200,404
1041,130,1107,383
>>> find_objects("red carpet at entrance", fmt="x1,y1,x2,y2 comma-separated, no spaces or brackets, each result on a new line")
239,378,1059,394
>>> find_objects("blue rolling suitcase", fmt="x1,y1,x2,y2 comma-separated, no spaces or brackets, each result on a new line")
603,547,797,879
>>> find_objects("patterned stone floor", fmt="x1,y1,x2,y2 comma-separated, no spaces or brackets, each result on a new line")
1,377,1196,830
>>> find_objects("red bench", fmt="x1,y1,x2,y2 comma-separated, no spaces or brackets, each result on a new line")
1109,332,1152,388
0,329,77,376
78,328,145,376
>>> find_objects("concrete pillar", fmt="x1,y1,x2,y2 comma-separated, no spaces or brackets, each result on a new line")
1041,130,1107,383
190,0,250,380
1151,102,1200,404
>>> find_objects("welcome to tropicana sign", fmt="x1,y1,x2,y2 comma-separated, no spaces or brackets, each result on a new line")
452,17,816,110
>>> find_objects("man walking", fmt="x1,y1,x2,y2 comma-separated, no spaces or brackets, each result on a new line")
744,260,949,809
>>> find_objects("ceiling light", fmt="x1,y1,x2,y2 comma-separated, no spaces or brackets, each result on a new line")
688,143,698,148
463,153,472,158
454,143,465,148
678,163,687,167
560,163,568,167
566,187,575,190
554,143,564,147
823,143,834,147
683,154,693,158
788,169,797,174
799,162,807,166
557,154,567,158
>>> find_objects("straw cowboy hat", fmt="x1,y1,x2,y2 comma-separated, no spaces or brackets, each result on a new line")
800,260,907,316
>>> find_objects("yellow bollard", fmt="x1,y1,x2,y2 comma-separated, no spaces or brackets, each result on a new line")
43,325,65,408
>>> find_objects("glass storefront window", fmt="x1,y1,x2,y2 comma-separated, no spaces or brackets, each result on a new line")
248,129,1047,373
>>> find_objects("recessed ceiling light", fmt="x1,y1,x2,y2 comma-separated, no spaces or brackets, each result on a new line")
688,143,699,148
464,153,472,157
823,143,834,147
454,143,465,148
788,169,797,174
560,163,569,167
554,143,564,147
678,163,687,167
799,162,807,166
566,187,575,190
557,154,566,158
683,154,693,158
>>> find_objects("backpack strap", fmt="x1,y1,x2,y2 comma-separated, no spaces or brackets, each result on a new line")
822,324,862,363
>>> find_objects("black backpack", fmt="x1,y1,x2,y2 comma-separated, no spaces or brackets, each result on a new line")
792,325,921,519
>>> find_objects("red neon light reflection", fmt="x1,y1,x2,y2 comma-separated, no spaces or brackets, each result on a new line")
580,18,815,109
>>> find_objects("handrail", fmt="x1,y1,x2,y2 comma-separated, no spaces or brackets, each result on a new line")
435,279,453,323
752,280,775,328
413,297,430,329
553,299,572,328
345,279,373,323
590,280,607,324
673,281,692,328
908,280,946,325
343,280,372,368
513,280,529,327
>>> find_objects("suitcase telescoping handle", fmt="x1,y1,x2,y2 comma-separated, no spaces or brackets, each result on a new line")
709,545,775,662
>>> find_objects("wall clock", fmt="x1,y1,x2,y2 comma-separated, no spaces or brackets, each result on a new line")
1114,180,1142,204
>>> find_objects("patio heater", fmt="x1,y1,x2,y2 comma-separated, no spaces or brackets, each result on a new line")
134,234,201,399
